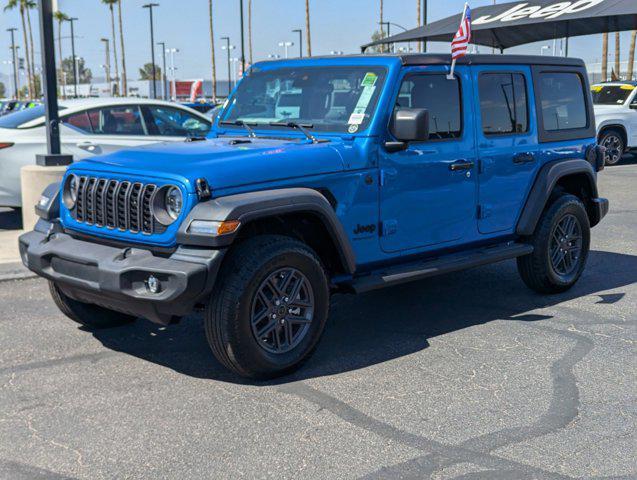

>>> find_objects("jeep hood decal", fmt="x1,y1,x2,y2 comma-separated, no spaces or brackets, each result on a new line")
78,137,346,191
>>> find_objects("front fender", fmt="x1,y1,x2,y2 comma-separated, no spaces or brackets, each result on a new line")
177,187,356,274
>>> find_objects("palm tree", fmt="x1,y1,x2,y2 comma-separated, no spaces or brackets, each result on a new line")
248,0,253,65
4,0,34,98
628,31,636,81
102,0,120,95
53,10,68,99
305,0,312,56
602,32,608,82
25,0,37,96
208,0,217,100
615,32,621,79
117,0,128,96
417,0,421,53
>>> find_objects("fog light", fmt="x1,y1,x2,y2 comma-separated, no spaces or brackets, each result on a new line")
147,275,161,294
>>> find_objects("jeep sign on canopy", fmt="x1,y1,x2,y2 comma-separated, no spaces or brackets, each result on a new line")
362,0,637,52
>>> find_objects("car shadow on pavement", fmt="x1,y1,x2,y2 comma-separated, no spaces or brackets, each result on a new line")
88,249,637,385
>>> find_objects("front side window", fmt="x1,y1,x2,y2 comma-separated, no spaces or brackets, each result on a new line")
220,66,387,134
539,73,587,132
395,74,462,140
591,84,635,105
147,106,211,136
62,111,93,133
479,73,528,135
87,105,146,135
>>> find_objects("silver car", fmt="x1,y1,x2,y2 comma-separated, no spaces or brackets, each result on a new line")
0,98,211,208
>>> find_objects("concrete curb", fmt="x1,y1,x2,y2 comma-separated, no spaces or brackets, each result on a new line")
0,262,37,283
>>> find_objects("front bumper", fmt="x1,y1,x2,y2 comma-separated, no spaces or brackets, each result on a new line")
19,223,225,324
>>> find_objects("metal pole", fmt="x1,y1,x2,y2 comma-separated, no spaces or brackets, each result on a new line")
293,29,302,57
222,37,232,96
143,3,159,99
239,0,246,72
7,28,18,99
157,42,167,100
423,0,427,53
101,38,110,84
68,17,78,98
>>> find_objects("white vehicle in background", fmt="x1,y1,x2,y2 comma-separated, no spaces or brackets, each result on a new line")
0,97,211,208
591,82,637,165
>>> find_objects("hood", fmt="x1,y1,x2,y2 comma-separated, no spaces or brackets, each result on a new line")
74,137,346,192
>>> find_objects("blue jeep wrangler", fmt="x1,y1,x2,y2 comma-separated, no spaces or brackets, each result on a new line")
20,54,608,378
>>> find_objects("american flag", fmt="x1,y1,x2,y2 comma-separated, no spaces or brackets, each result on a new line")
451,5,472,60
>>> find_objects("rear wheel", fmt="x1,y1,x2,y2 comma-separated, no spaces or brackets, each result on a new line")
205,235,329,379
517,194,590,294
599,129,625,165
49,281,137,328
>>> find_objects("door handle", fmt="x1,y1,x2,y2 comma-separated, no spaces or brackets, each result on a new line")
513,152,535,164
449,160,474,171
76,141,99,153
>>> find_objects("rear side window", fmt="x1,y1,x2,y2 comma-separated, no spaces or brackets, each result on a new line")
538,73,587,131
87,105,147,135
396,74,462,140
478,73,528,135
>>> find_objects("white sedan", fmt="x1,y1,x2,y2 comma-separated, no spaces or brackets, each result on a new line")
0,98,211,208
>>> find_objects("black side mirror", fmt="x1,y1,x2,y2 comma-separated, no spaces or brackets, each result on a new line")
387,108,429,152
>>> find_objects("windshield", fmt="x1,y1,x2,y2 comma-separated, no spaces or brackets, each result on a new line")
220,66,387,134
0,105,47,129
591,85,635,105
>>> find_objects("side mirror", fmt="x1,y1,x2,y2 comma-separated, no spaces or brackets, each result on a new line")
387,108,429,151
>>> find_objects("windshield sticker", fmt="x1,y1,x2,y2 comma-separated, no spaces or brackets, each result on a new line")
361,72,378,87
348,124,359,134
620,85,636,91
353,85,376,116
348,112,366,125
591,86,603,92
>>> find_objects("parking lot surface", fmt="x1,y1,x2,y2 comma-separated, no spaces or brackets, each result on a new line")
0,159,635,479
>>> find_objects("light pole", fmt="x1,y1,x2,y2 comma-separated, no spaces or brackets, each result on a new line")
379,21,391,53
100,38,110,84
292,29,302,57
142,3,159,99
230,57,239,86
422,0,428,53
68,17,78,98
7,28,18,99
221,37,235,96
278,41,294,59
166,47,178,100
239,0,246,73
157,41,167,100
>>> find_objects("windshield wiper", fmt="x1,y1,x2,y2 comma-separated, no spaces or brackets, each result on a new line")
220,120,258,138
269,121,318,143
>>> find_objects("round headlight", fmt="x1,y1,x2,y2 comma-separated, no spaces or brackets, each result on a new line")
63,174,79,209
165,186,182,220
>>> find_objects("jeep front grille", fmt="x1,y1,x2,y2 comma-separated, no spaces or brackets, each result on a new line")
72,176,159,235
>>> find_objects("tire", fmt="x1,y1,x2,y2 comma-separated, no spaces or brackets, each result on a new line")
517,194,590,294
49,281,137,328
599,129,625,166
205,235,330,379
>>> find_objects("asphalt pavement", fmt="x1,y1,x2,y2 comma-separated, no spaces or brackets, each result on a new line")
0,159,635,479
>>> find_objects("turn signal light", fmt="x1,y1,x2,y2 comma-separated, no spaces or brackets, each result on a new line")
188,220,241,236
0,142,14,150
217,220,241,235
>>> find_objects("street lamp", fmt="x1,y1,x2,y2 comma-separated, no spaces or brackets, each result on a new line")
166,47,178,100
278,41,294,59
7,28,18,99
292,29,303,58
68,17,78,98
238,0,246,73
100,38,110,84
221,37,235,96
142,3,159,99
157,41,167,100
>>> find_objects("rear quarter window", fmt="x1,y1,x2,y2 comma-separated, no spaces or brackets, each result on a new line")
538,72,587,131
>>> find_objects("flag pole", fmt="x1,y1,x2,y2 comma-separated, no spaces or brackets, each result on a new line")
447,2,469,80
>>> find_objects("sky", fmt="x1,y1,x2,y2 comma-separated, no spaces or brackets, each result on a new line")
1,0,635,88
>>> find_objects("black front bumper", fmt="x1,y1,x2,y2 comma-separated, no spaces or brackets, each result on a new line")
19,224,225,324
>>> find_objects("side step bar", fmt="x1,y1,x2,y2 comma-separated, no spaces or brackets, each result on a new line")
348,242,533,293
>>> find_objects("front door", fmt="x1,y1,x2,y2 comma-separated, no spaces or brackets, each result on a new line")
472,66,539,234
379,66,477,253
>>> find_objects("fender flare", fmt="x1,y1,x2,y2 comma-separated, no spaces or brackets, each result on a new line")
596,121,628,139
177,187,356,274
516,159,598,236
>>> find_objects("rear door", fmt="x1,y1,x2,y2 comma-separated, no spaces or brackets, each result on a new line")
473,66,539,234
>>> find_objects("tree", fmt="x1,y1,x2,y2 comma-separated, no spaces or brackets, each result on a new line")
379,0,384,53
25,0,36,96
61,56,92,85
0,82,6,98
53,10,68,98
139,63,161,80
367,30,385,53
602,32,608,82
4,0,34,98
305,0,312,56
209,0,217,101
628,31,636,81
615,32,621,79
102,0,120,94
118,0,128,96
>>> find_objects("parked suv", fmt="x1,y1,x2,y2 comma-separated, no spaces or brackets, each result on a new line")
20,54,608,379
591,81,637,165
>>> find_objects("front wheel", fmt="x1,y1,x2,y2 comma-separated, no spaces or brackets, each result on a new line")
517,194,590,294
205,235,330,379
599,129,625,165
